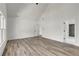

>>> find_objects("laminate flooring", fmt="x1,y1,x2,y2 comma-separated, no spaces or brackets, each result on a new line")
3,36,79,56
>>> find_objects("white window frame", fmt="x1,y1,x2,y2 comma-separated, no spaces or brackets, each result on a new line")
0,11,6,45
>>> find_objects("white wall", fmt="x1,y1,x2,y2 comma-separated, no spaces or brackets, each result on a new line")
0,3,7,56
40,4,79,46
76,12,79,46
7,4,47,40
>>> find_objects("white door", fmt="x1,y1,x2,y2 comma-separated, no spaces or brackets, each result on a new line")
64,20,76,44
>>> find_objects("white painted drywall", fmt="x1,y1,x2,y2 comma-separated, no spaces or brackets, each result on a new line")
7,4,47,40
0,3,7,56
76,13,79,46
40,4,79,46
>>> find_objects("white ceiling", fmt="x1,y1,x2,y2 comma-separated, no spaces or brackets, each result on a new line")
6,3,48,18
6,3,79,18
6,3,29,17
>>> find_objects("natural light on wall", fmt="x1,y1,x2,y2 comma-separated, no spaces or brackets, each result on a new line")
0,11,6,46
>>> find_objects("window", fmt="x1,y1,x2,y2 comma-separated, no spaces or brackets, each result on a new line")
0,11,6,45
69,24,75,37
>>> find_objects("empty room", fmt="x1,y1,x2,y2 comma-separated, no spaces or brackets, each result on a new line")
0,3,79,56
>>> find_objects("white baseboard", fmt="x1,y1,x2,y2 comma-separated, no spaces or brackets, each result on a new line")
41,35,79,47
8,35,38,40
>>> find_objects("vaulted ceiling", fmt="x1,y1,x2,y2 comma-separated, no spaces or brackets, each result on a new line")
6,3,48,18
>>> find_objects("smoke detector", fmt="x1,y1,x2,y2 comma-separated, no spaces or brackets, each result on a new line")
36,3,38,5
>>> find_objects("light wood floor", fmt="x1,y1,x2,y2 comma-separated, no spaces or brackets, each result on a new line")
3,36,79,56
